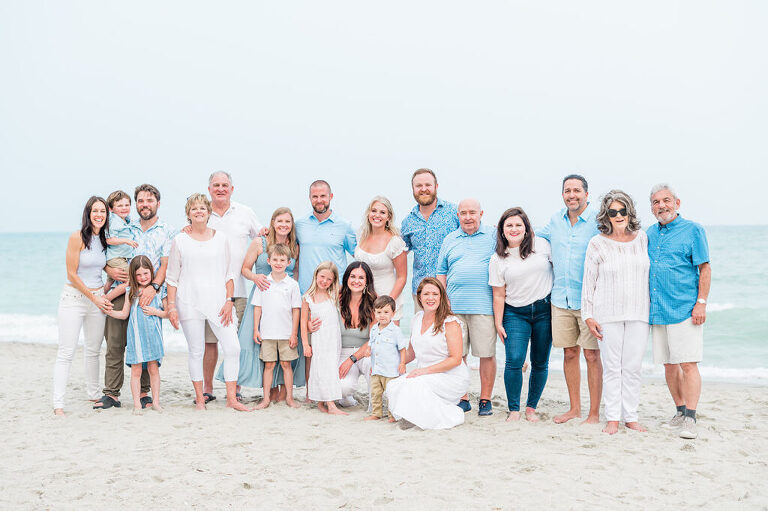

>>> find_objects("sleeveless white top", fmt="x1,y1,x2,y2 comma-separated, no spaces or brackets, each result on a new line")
71,235,106,288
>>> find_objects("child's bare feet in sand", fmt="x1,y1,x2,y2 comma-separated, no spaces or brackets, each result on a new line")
602,421,619,434
364,415,381,421
326,402,348,415
625,421,647,432
53,408,65,417
506,411,521,422
254,399,270,410
285,399,301,409
525,407,540,422
388,416,396,423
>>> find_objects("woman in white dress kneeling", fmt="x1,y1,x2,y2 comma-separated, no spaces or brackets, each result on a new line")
386,277,469,430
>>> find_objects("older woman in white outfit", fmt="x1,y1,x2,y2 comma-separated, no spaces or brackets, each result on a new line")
166,193,250,412
582,190,650,435
354,196,407,322
386,277,469,430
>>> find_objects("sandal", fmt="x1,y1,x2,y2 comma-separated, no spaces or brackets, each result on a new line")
193,393,216,405
236,392,243,403
93,395,121,410
140,396,153,409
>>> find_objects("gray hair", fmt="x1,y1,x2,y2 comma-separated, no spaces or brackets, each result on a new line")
649,183,677,202
208,171,233,185
596,189,641,234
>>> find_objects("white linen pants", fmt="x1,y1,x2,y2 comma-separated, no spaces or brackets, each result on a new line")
599,320,649,422
180,318,240,382
53,287,106,409
338,347,371,401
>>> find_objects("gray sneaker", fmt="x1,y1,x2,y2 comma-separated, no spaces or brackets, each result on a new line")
679,417,698,439
662,412,685,429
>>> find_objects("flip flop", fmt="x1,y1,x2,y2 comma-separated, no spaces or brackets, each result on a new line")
140,396,153,409
93,395,121,410
193,393,216,405
236,392,243,403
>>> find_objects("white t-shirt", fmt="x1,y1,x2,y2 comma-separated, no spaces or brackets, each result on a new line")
208,201,263,298
488,236,554,307
250,274,302,339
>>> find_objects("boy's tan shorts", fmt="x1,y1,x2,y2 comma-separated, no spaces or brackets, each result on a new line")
259,339,298,362
106,257,130,271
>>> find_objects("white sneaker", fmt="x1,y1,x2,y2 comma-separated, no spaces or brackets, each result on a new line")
662,412,685,429
679,417,698,439
338,396,358,408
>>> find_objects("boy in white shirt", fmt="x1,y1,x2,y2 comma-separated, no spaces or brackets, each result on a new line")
365,295,408,421
252,244,302,409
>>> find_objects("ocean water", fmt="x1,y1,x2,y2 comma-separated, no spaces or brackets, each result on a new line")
1,226,766,383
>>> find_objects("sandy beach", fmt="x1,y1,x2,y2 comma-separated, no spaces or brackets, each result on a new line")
2,342,766,510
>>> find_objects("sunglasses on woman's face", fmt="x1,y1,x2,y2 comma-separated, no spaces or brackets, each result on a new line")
607,208,628,218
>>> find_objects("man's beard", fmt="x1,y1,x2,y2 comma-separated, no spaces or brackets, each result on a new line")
414,191,436,206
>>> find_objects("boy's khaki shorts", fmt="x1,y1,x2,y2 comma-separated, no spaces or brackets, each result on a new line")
106,257,130,271
259,339,298,362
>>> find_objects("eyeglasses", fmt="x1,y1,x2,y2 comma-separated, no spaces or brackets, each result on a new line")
607,208,628,218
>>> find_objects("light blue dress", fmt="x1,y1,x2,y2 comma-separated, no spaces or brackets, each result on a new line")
125,289,164,368
216,238,305,388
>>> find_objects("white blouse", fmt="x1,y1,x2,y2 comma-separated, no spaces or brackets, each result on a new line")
354,235,408,320
581,231,650,324
166,231,237,322
488,236,553,306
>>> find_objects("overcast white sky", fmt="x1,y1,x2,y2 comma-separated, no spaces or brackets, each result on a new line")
1,1,766,232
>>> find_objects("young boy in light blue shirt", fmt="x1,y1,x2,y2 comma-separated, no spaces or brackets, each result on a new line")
104,190,138,300
365,295,408,421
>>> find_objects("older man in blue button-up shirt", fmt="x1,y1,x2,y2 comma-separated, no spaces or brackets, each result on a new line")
648,184,711,440
537,174,602,425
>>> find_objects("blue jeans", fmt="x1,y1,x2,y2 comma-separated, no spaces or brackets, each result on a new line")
502,296,553,411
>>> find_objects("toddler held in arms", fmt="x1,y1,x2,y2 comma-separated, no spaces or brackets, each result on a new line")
366,295,408,421
103,190,139,301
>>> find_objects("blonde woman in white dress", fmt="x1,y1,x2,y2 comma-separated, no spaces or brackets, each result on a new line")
354,196,407,322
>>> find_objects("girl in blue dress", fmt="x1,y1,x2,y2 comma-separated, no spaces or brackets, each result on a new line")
107,255,168,414
216,207,304,401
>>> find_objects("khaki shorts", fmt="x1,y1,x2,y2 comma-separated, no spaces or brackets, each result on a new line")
106,257,130,271
551,305,599,350
652,318,703,364
259,339,298,362
205,298,247,343
455,314,497,358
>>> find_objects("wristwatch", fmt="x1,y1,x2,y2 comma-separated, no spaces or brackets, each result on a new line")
349,355,358,363
697,298,707,305
151,283,160,292
228,297,236,303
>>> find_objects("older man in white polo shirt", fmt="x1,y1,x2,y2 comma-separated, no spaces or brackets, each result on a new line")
202,171,263,402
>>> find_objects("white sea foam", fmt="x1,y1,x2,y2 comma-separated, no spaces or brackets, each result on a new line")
707,303,737,312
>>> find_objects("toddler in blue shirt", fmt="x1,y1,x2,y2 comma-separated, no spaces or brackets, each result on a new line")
365,295,408,421
104,190,138,300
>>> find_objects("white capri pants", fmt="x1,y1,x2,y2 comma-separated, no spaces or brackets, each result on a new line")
53,286,106,409
180,318,240,382
338,347,371,401
599,320,649,422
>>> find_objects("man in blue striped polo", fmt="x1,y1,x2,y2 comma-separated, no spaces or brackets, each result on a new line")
437,198,497,416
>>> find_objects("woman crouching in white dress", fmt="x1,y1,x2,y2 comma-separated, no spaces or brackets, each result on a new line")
386,277,469,430
166,193,251,412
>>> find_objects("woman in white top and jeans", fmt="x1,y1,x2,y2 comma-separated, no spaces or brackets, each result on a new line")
581,190,650,435
167,193,250,412
489,207,554,422
53,196,113,416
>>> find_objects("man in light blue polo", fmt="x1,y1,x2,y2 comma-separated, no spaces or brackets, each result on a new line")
401,168,460,308
537,174,602,425
437,198,497,416
295,180,357,294
648,184,710,440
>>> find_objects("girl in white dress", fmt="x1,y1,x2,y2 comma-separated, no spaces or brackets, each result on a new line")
301,261,346,415
386,277,470,430
354,196,408,322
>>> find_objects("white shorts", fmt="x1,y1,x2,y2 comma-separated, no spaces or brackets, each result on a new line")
652,317,703,364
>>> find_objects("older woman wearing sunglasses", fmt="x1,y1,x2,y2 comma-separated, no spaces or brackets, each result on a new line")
581,190,650,435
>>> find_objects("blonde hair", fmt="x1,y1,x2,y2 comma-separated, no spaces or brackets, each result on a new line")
266,207,299,259
304,261,339,304
184,193,212,223
359,196,399,243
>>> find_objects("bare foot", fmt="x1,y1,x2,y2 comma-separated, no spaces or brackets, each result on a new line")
285,399,301,409
317,402,328,413
133,407,143,416
602,421,619,434
364,415,381,421
506,411,521,422
227,400,254,412
152,404,164,413
388,417,396,423
553,409,581,424
195,403,207,411
326,403,348,416
304,396,312,404
582,414,600,425
626,421,647,432
254,399,270,410
525,408,540,422
53,408,65,417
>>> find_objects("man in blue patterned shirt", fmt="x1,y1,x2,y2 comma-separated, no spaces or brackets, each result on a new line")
648,184,711,440
401,168,459,308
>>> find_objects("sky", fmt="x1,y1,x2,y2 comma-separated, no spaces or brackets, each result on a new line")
1,1,766,232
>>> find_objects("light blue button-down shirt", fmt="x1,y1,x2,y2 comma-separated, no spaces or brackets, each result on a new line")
369,322,408,378
537,204,599,310
107,212,134,260
295,211,357,293
401,198,460,294
436,224,496,315
127,219,176,271
647,215,709,325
